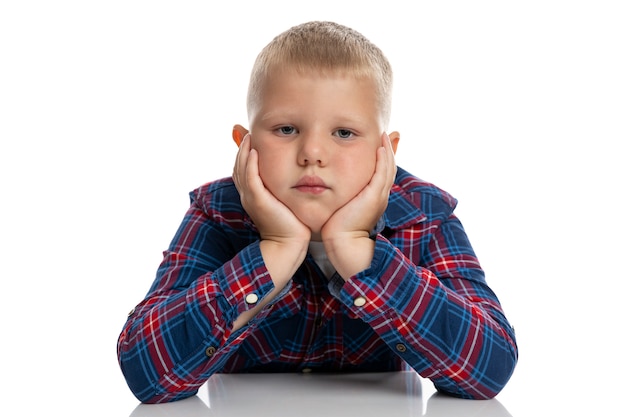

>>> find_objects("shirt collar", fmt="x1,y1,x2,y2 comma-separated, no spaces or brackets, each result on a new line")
381,183,428,231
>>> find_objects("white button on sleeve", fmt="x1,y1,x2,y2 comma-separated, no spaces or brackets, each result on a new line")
353,296,366,307
245,293,259,304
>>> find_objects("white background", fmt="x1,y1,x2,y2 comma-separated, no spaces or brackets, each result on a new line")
1,1,624,415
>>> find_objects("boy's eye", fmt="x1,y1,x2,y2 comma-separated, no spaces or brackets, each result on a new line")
277,126,297,135
334,129,354,140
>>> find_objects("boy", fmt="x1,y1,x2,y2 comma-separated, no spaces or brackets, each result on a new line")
117,21,517,404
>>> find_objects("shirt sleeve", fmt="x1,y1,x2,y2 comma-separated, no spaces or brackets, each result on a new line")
117,198,277,403
336,213,518,399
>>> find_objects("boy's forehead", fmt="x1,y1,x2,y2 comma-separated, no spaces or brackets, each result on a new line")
249,70,385,129
249,65,389,127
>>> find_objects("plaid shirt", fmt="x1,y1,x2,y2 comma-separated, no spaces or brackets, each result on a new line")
117,167,517,403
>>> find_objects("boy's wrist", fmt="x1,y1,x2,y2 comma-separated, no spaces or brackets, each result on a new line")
259,238,309,283
260,237,309,254
323,234,374,280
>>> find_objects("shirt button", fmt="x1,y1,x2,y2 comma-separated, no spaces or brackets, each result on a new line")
353,296,366,307
127,307,135,317
205,346,217,357
395,343,407,353
245,293,259,304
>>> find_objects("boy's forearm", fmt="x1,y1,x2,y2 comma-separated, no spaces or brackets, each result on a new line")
338,233,518,399
232,239,307,330
118,239,281,403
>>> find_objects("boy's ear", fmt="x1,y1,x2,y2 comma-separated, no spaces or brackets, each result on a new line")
388,131,400,154
232,124,249,147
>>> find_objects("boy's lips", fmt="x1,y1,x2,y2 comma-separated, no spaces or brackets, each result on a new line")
293,175,329,194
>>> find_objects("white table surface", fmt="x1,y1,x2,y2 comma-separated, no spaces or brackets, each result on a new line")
129,371,512,417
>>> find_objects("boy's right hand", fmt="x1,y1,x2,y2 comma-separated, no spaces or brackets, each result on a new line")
233,134,311,246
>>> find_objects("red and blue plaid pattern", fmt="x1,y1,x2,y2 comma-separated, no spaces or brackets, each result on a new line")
117,167,517,403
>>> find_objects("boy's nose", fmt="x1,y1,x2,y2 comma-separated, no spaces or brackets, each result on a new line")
298,133,326,166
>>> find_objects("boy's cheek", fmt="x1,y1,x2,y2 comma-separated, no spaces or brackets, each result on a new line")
256,147,286,177
256,161,281,192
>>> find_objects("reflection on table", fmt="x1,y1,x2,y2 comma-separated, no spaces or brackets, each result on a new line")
130,371,511,417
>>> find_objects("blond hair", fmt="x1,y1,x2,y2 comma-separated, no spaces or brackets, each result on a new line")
247,21,393,127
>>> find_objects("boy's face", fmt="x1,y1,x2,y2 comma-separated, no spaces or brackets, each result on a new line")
242,69,398,238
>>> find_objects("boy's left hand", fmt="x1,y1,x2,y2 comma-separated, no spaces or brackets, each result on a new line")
321,133,397,279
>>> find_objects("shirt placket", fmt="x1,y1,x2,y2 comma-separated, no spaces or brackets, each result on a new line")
298,263,341,371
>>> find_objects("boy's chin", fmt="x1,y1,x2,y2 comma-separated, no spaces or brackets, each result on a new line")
309,232,323,242
294,217,325,241
304,224,323,242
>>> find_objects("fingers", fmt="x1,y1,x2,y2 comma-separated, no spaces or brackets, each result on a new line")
233,134,269,228
369,133,396,195
233,133,264,215
382,132,397,182
233,134,266,209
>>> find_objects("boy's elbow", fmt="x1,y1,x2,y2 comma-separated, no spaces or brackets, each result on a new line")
473,362,517,400
120,358,199,404
118,356,159,403
435,344,518,400
466,323,519,399
117,328,205,404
